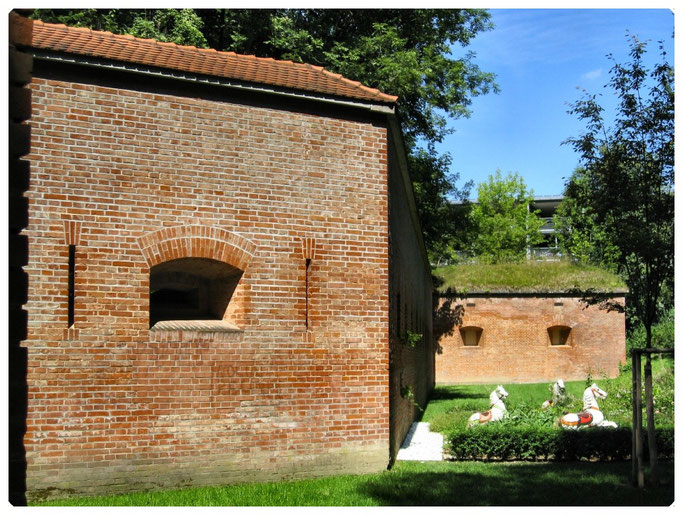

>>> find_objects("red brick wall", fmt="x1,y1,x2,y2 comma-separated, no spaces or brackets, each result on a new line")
23,68,393,500
435,295,626,384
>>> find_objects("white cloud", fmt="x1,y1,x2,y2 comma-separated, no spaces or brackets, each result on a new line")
582,68,603,80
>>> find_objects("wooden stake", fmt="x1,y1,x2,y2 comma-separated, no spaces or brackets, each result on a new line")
632,351,644,487
644,352,659,484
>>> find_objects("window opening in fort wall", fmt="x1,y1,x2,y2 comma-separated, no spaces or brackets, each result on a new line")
149,257,243,329
460,326,482,347
548,325,572,347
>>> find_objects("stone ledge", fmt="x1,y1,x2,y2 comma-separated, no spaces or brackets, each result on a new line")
150,320,242,333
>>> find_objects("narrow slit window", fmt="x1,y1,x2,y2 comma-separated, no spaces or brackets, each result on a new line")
68,244,75,327
305,258,311,329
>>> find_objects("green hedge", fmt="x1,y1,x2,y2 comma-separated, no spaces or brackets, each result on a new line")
445,425,674,461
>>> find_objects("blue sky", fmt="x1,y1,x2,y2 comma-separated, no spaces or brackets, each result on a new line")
440,8,675,199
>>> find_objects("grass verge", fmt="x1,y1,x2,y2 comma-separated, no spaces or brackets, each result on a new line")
33,460,673,507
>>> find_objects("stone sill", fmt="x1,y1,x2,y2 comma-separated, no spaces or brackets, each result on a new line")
150,320,242,333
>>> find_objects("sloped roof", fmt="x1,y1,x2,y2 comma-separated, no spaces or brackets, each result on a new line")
14,15,398,105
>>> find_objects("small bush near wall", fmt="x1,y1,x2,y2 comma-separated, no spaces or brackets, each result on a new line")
445,425,674,462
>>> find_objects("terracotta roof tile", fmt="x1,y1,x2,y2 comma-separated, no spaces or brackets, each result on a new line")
22,17,398,104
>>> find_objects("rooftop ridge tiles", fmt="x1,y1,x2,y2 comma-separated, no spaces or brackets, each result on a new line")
27,17,397,104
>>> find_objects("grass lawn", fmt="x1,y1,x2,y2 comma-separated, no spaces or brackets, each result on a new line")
33,460,674,506
422,378,621,433
423,358,674,432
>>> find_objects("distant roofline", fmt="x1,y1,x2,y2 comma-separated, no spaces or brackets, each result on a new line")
451,194,564,206
532,195,565,202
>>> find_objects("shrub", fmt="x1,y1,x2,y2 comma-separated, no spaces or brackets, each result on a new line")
445,425,673,461
654,425,675,458
600,357,675,426
627,308,674,355
652,360,675,420
428,362,674,462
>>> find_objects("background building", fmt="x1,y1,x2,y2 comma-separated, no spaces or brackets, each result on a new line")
433,262,627,384
529,195,564,259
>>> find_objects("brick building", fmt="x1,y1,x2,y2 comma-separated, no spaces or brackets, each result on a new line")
434,292,627,384
10,14,434,502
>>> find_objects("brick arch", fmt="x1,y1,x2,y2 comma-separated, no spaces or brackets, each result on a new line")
136,225,257,270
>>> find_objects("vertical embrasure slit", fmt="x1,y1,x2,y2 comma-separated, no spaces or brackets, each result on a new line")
305,258,311,329
68,244,75,327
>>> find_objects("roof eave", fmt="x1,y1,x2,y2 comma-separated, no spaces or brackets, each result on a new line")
30,49,397,115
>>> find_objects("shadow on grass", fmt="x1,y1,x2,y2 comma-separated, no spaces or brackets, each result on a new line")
428,387,488,401
361,461,674,506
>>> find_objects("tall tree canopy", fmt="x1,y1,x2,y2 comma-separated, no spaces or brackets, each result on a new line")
31,8,498,263
563,35,674,347
553,167,620,268
466,170,544,263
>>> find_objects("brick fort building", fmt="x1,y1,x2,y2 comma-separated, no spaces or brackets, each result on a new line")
10,13,434,501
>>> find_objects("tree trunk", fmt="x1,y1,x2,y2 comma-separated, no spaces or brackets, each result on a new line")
645,322,653,349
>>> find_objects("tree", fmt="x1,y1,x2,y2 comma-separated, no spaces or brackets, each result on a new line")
553,167,620,267
31,8,498,263
408,143,474,265
563,35,674,348
28,8,208,47
467,170,544,262
128,9,208,48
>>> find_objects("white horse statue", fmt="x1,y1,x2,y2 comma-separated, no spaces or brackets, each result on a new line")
542,379,566,409
468,385,509,427
559,383,618,429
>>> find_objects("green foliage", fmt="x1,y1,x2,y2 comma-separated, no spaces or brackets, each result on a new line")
563,35,674,346
627,308,674,353
129,9,208,48
553,167,620,268
465,171,544,262
426,359,674,462
399,384,424,413
265,15,324,62
30,8,138,32
408,145,474,265
651,359,675,417
402,330,423,348
33,8,209,48
446,425,673,462
261,9,499,147
597,356,674,425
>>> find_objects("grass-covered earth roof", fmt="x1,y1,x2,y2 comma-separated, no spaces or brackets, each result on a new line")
433,260,627,295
